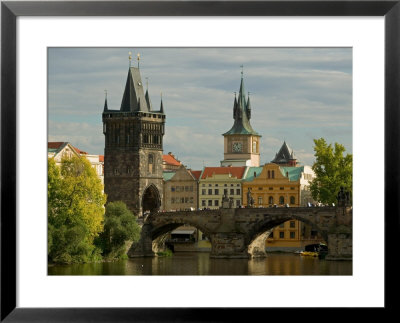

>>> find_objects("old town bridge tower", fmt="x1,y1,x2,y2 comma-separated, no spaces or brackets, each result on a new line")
102,58,165,217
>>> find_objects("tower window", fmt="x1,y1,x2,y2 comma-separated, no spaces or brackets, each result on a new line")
290,196,295,204
148,154,154,173
269,196,274,204
279,196,284,204
271,171,275,179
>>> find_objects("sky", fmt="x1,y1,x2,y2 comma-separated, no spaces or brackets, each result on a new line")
48,47,352,170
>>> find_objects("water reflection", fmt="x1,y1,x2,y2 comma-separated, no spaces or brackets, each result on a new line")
48,252,352,276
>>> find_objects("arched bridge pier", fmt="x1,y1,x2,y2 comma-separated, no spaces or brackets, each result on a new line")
128,206,352,260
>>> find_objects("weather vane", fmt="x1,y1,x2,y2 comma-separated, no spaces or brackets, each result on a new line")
137,53,140,68
128,51,132,67
240,64,244,76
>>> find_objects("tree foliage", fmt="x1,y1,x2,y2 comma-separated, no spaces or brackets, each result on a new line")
95,201,141,259
309,138,352,205
48,156,106,264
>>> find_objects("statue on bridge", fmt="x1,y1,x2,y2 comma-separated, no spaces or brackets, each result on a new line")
222,194,235,209
337,186,351,207
247,188,254,208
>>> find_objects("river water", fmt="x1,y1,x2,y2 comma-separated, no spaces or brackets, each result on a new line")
48,252,352,275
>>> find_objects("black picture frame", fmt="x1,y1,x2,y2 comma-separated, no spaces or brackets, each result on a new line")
1,1,398,321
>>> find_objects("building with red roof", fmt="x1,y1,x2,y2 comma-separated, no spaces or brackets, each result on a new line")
48,142,104,183
162,152,182,171
199,166,246,209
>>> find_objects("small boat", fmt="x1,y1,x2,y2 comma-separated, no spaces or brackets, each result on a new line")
300,251,319,257
300,243,328,258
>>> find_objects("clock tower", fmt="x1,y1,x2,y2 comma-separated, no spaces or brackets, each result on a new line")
221,72,261,167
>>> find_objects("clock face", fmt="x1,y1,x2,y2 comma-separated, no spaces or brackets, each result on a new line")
232,142,242,152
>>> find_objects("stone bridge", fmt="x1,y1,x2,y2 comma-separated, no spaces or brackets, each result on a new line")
127,206,352,260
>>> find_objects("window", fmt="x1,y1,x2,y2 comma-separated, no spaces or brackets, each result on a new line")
215,200,219,206
215,189,219,195
208,200,212,206
148,154,154,173
290,232,296,239
280,187,284,190
279,223,285,228
230,189,234,195
202,189,206,195
236,200,241,207
269,187,273,190
258,197,263,205
267,170,270,179
208,189,212,195
258,187,263,190
171,187,175,192
269,196,273,204
290,221,296,228
271,170,275,178
202,200,206,206
236,189,240,195
290,196,295,204
224,189,228,195
290,187,295,190
279,232,284,239
279,196,284,204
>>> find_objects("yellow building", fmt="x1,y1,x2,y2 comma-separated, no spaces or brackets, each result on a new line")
242,162,321,252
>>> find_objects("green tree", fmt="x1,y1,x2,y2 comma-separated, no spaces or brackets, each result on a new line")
48,156,106,263
310,138,352,205
96,201,141,259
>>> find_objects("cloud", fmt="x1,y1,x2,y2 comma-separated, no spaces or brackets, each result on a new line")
48,47,352,170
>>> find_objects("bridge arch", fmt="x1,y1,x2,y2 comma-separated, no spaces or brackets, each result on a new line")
245,212,328,249
148,219,213,242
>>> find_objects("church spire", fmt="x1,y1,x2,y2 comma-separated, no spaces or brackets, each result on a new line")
103,90,108,111
223,68,258,136
120,65,149,112
159,93,164,113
